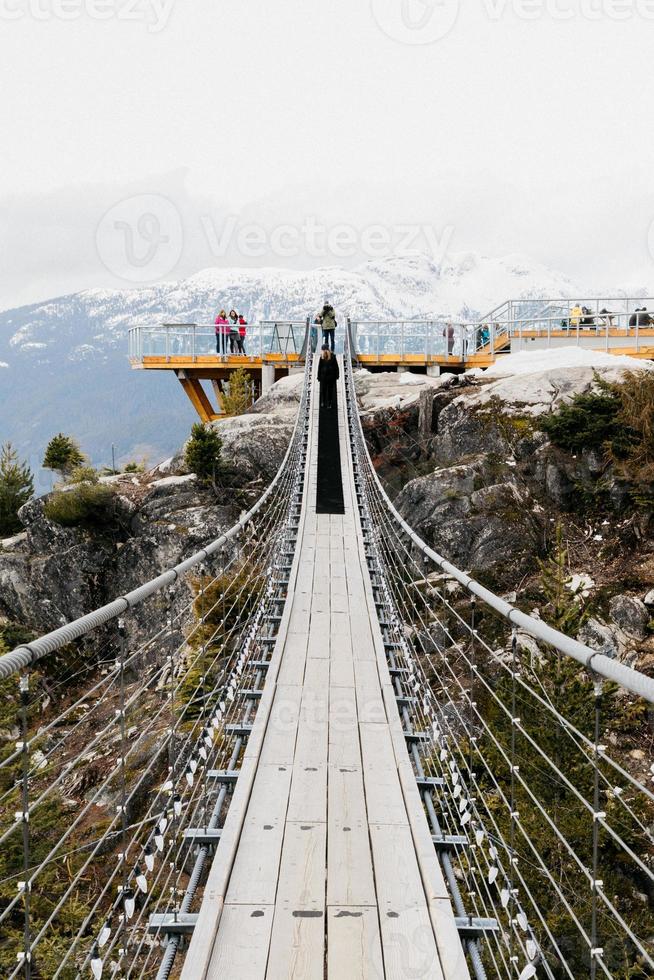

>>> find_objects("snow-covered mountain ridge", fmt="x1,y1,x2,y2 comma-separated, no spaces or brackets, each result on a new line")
0,251,649,478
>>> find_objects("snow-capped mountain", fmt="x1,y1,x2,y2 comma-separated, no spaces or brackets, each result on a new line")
0,251,646,481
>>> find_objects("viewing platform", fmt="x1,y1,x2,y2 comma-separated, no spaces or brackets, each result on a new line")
127,297,654,421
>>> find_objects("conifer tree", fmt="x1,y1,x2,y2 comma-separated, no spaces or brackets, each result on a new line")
221,368,253,416
0,443,34,535
184,424,225,485
537,521,586,635
43,434,85,476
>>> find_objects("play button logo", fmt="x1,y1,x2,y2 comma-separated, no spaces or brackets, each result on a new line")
371,0,460,44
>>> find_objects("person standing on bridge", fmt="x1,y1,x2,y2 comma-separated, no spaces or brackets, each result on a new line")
321,303,337,352
318,345,339,409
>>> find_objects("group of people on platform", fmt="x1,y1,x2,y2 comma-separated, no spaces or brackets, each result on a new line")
564,305,653,330
214,309,248,354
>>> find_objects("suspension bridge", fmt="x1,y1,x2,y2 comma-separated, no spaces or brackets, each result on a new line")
1,323,653,979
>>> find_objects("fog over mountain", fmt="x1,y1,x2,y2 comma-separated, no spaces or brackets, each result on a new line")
1,251,649,488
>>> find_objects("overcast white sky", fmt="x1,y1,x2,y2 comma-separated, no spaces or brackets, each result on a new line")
1,0,654,308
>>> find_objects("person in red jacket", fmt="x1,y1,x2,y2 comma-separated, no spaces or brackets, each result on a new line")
214,310,229,355
237,315,247,355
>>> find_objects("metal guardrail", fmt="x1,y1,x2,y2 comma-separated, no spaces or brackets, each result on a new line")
128,321,309,361
485,296,654,325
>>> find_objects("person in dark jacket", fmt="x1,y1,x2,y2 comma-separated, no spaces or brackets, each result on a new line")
317,345,339,409
630,307,652,328
228,310,239,354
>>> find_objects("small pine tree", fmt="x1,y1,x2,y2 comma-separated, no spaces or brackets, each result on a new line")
43,434,85,476
221,368,253,416
538,521,587,635
0,443,34,535
184,424,225,484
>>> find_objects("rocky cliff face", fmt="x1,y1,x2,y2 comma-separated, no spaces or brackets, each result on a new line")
0,376,303,654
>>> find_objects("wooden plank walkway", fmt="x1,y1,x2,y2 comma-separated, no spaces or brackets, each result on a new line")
181,361,469,979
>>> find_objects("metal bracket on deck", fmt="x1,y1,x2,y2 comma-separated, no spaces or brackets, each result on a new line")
455,916,499,939
237,689,263,699
225,723,254,738
431,834,469,852
403,730,430,744
182,827,223,846
148,913,198,936
207,769,240,784
415,776,445,791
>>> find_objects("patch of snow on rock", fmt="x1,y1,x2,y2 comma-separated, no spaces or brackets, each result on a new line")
567,574,594,599
461,363,647,417
484,347,654,378
398,372,430,385
150,474,197,489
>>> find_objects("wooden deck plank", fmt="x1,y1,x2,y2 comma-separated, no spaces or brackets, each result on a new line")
327,766,376,907
264,911,324,980
224,765,292,905
359,723,412,825
328,685,358,754
287,762,328,823
327,907,384,980
258,685,302,766
355,659,387,725
276,633,308,686
370,824,445,979
275,821,326,910
265,823,326,979
207,905,273,978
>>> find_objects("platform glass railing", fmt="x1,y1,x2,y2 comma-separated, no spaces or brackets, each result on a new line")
350,320,473,360
475,309,654,356
128,321,309,361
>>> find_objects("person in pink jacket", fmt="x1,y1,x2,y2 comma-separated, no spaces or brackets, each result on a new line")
215,310,229,355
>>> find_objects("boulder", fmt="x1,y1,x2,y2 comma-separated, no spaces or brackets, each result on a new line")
577,618,629,660
608,595,650,640
395,458,539,582
214,413,295,482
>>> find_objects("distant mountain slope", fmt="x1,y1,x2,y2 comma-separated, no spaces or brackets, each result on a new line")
0,250,637,480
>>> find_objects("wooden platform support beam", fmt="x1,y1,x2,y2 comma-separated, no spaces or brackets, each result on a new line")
176,372,219,423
